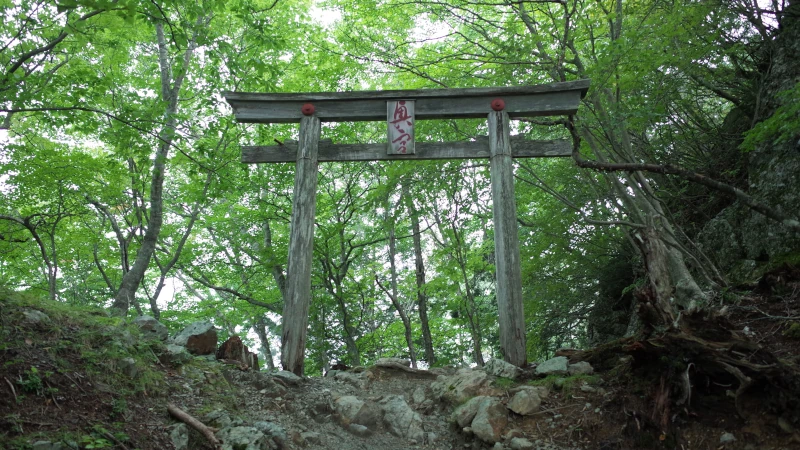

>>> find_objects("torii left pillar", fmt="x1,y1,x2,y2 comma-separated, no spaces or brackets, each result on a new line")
280,115,320,375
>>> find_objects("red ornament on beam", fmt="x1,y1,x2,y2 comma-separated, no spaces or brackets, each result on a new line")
301,103,315,115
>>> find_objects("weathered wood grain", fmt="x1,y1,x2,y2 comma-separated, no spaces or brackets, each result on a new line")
225,79,589,101
488,111,527,367
280,116,320,376
241,138,572,163
223,80,589,124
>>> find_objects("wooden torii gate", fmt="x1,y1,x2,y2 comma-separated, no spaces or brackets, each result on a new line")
224,80,589,375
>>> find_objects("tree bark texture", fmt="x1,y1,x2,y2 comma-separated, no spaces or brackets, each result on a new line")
280,115,321,375
110,20,202,315
488,111,527,367
388,222,418,368
253,316,275,371
167,403,220,449
404,185,436,366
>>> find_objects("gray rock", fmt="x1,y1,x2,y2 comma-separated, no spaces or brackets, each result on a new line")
509,385,549,400
334,395,381,428
334,370,366,389
250,373,288,397
508,437,535,450
204,409,234,429
118,357,137,378
534,357,569,376
426,432,438,443
471,397,508,444
132,315,168,341
380,395,425,442
411,385,427,405
492,443,505,450
273,370,303,386
418,399,435,414
502,429,524,440
300,431,321,444
720,432,736,444
507,389,541,415
484,358,522,380
31,441,62,450
169,424,189,450
162,344,192,365
568,361,594,376
347,423,372,436
452,396,486,427
171,321,217,355
253,421,287,447
216,426,270,450
115,329,136,347
431,368,495,404
698,116,800,274
375,357,411,367
22,309,51,326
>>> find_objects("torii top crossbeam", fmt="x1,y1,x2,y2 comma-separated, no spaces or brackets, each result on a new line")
223,80,589,375
223,79,589,123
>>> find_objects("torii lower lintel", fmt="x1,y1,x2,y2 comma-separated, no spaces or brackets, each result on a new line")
224,80,590,375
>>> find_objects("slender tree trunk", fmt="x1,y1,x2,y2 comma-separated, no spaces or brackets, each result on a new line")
147,173,212,319
253,316,275,371
0,215,58,300
318,307,330,373
404,187,436,366
334,293,361,366
376,216,418,367
110,20,203,316
457,284,485,367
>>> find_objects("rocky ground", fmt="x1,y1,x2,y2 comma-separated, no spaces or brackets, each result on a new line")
2,264,800,450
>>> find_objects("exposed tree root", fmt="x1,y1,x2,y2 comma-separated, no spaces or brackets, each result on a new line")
572,308,800,432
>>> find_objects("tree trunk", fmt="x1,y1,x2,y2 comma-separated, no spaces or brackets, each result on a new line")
110,20,202,316
379,216,418,367
334,294,362,366
457,284,485,367
253,316,275,371
404,186,436,366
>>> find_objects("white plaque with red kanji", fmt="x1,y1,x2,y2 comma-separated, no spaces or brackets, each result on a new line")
387,100,415,155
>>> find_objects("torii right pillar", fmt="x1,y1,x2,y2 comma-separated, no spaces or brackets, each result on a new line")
488,109,527,367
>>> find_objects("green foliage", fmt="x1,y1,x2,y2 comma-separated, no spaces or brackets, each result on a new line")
493,377,516,390
530,374,601,396
741,82,800,152
16,366,44,394
80,425,123,449
529,375,561,391
111,398,128,418
783,322,800,339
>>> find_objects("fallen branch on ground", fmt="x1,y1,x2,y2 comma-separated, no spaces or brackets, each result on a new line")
4,377,17,402
167,403,221,449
